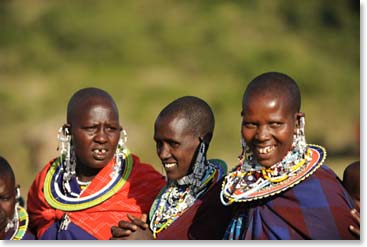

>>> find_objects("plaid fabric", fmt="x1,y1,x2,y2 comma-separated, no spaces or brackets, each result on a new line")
223,165,358,240
27,154,165,240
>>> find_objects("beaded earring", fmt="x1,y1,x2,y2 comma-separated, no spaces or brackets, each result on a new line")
238,137,254,165
191,141,206,189
113,129,128,175
238,137,246,162
176,140,208,193
4,187,20,233
57,126,76,192
116,129,128,158
293,116,307,154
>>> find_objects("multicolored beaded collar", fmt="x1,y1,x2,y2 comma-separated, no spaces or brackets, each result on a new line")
43,150,133,211
149,160,225,238
220,144,326,205
8,206,29,240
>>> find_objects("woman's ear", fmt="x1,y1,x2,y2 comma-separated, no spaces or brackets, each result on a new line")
63,123,71,134
295,112,305,131
201,133,213,146
294,112,305,133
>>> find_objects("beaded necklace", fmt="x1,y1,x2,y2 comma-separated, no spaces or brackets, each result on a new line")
8,206,29,240
220,143,314,205
150,161,216,238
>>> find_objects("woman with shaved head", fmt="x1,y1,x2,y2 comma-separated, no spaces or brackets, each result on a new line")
110,96,229,240
218,72,358,239
174,72,361,240
27,87,165,240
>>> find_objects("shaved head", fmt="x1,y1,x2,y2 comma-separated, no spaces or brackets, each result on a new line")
156,96,215,143
0,156,15,187
243,72,301,114
66,87,119,125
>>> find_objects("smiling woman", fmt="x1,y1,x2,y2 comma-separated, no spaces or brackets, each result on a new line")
26,87,165,240
110,96,230,240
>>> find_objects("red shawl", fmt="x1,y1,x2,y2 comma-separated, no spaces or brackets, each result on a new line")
27,154,165,240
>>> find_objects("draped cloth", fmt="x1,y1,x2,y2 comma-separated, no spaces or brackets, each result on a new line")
27,154,165,240
155,159,231,240
223,164,358,240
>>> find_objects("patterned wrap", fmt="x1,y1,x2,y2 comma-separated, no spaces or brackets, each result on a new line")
151,159,227,239
27,154,165,240
223,160,358,240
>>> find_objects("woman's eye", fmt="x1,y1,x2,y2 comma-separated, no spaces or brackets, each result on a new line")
84,126,96,131
270,122,282,128
106,126,117,132
244,123,257,128
170,141,180,148
0,196,11,201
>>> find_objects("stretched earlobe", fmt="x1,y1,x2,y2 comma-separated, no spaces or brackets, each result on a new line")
62,123,71,134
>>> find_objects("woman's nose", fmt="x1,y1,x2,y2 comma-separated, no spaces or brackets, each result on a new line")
158,144,170,160
256,125,270,141
94,128,108,143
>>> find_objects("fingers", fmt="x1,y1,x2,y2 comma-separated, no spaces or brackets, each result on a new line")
350,208,360,222
348,209,360,237
117,220,138,231
111,225,134,238
141,213,148,223
127,214,149,229
349,225,360,236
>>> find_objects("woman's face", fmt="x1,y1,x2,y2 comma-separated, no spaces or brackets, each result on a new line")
241,93,297,167
154,115,200,181
0,175,16,237
70,99,121,171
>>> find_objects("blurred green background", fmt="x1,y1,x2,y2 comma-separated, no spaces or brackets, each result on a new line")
0,0,359,199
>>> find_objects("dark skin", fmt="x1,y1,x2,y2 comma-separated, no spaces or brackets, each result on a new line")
0,174,16,240
67,96,122,182
343,161,360,237
242,90,302,167
243,79,359,238
349,209,360,237
110,114,204,240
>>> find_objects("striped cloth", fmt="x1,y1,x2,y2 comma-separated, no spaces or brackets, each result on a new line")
223,165,358,240
27,154,165,240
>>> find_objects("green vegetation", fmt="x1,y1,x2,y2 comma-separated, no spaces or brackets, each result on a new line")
0,0,359,197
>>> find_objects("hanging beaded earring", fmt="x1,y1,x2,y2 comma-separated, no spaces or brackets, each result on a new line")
5,187,20,233
238,137,246,163
57,125,76,192
177,139,208,192
191,141,207,190
113,128,128,176
117,129,128,158
293,116,307,154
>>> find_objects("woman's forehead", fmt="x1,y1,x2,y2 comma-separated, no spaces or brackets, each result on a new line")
70,97,118,121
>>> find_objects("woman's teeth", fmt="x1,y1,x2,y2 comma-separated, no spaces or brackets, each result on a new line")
93,149,107,154
164,163,176,169
257,146,274,154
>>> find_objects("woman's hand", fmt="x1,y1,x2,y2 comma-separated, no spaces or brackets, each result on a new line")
110,214,153,240
349,208,360,237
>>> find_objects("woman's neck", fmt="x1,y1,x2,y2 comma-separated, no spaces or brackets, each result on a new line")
75,163,101,182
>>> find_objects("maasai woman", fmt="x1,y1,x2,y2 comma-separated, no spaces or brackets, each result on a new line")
27,87,165,239
111,96,229,240
0,156,34,240
219,72,358,239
